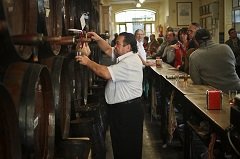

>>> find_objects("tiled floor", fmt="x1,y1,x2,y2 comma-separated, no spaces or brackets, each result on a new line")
105,101,184,159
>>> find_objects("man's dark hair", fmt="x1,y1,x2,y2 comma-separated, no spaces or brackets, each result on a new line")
166,26,174,32
119,32,138,53
195,28,211,44
144,36,149,42
134,29,144,36
177,27,188,41
114,33,118,38
228,28,236,35
191,22,202,29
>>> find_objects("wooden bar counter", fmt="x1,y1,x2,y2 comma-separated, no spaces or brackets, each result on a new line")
184,94,231,131
150,63,215,95
148,61,233,158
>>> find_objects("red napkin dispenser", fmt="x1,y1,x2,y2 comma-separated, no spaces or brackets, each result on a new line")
206,90,222,110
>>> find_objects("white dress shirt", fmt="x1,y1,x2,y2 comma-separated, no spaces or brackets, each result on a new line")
137,40,147,62
105,51,143,104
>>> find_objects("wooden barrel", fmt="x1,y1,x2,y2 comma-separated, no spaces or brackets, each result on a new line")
0,1,22,73
0,83,22,159
67,59,83,117
3,62,55,159
70,117,94,138
38,0,64,57
55,138,91,159
62,0,77,34
89,0,100,32
62,0,100,33
2,0,38,60
88,42,102,91
1,0,65,63
40,56,71,140
82,65,90,105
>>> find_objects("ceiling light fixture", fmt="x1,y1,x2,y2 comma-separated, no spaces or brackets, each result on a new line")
136,2,141,7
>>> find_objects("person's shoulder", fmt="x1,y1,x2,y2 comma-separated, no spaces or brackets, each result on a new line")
225,39,231,44
170,39,178,45
219,43,231,50
189,48,199,59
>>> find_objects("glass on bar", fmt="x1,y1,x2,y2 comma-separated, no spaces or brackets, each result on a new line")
183,74,188,83
228,90,238,105
175,72,179,83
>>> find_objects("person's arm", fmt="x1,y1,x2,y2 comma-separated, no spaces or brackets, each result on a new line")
189,55,201,84
152,51,161,59
138,54,155,66
152,42,167,59
167,47,175,64
138,43,147,61
88,32,113,57
75,55,112,80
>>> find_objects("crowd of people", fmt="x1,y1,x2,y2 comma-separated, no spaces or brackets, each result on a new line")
75,23,240,158
109,24,240,93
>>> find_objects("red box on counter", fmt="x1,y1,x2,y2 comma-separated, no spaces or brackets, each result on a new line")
206,90,222,110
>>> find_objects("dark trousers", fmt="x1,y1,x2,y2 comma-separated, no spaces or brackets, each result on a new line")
108,98,144,159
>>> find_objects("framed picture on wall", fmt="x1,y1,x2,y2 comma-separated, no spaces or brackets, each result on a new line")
206,16,212,30
233,0,239,8
177,2,192,26
202,18,206,28
200,6,203,16
205,5,209,14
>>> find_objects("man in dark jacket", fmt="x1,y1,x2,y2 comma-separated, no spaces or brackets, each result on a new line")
225,28,240,77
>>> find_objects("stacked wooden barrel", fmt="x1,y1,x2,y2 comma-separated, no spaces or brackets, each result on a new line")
0,0,106,159
0,83,22,159
3,62,55,158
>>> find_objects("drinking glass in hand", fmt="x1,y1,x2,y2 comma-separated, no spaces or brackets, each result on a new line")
228,90,238,105
76,51,82,56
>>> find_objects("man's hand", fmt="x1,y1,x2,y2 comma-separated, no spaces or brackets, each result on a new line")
87,32,101,41
75,55,90,66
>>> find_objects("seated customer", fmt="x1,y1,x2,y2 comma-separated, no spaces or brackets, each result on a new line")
158,31,178,66
189,28,240,92
225,28,240,77
172,27,189,71
147,34,160,56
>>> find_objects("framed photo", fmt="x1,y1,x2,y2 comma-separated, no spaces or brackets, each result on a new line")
202,5,206,15
177,2,192,26
199,6,203,16
233,0,239,8
201,18,206,28
206,17,212,30
205,4,209,14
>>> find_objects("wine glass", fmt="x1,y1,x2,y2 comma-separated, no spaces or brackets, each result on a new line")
183,74,188,83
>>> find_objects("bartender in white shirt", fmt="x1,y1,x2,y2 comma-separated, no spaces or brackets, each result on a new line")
135,29,155,67
76,31,144,159
135,29,147,63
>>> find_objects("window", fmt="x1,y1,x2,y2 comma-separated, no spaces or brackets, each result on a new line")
115,9,156,35
233,9,240,36
232,0,240,36
145,23,155,37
